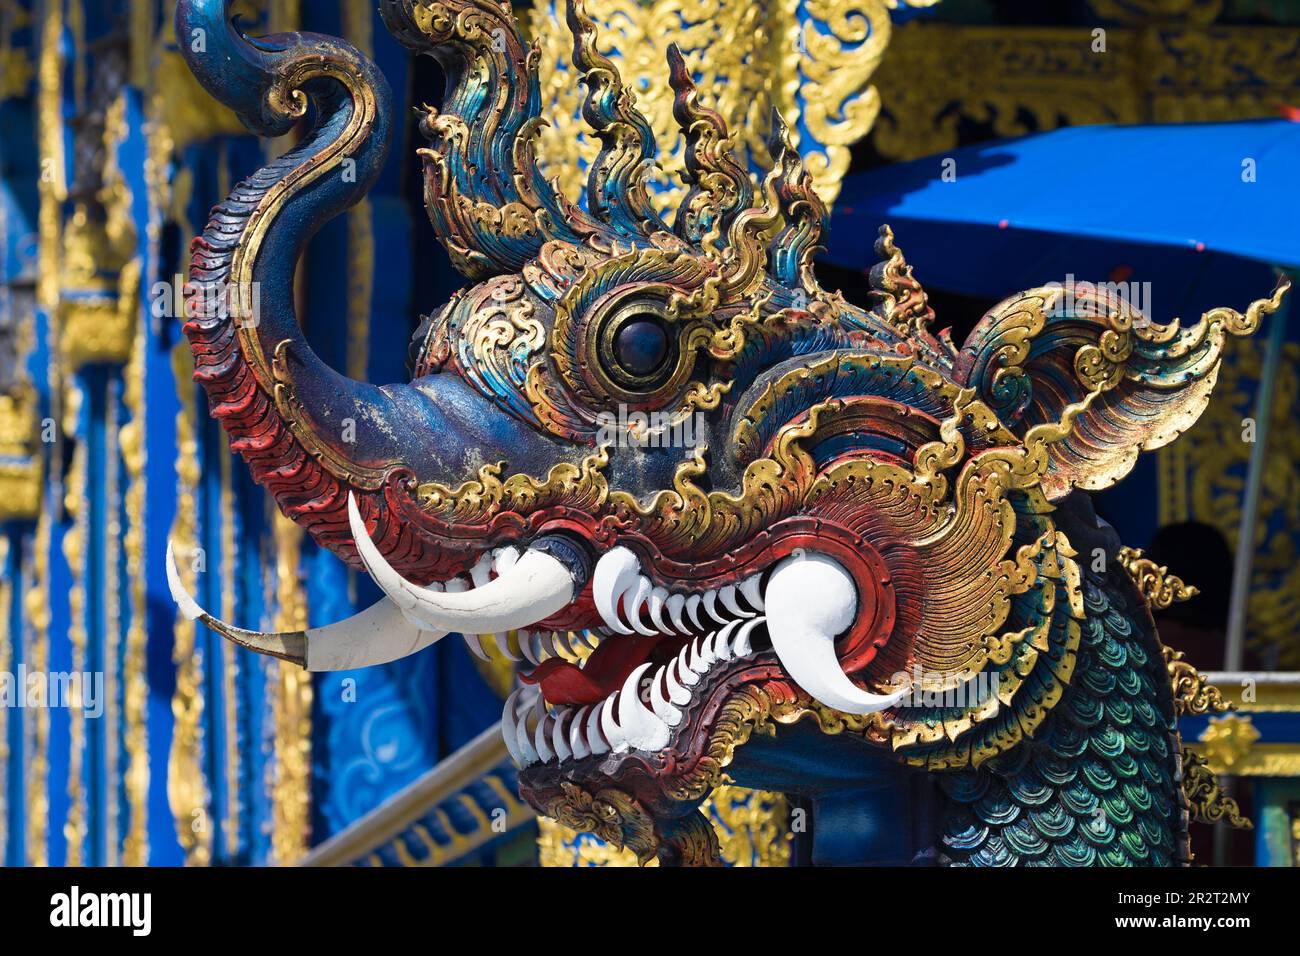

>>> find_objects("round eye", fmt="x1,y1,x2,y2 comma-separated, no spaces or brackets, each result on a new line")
589,295,684,397
614,315,670,377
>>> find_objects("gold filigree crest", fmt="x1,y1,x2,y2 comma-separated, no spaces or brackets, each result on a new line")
1111,556,1249,830
1182,751,1252,830
962,279,1290,500
1117,547,1199,610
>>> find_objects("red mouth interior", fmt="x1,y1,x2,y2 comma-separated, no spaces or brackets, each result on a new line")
521,631,693,706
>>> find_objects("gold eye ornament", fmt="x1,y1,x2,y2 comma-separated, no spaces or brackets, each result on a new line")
578,285,705,406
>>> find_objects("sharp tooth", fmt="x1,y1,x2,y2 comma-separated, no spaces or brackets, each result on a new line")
719,584,754,618
686,593,704,630
425,580,445,593
766,550,910,714
649,664,683,726
514,691,540,765
553,631,579,660
732,617,765,658
686,636,709,675
461,633,491,662
551,708,573,762
444,576,470,594
569,706,592,760
469,553,494,588
534,710,556,764
495,631,522,662
587,701,611,756
576,629,599,651
703,589,728,625
520,629,541,667
666,658,693,703
492,546,521,576
626,576,657,637
696,632,718,667
502,689,527,767
616,663,671,751
593,547,642,635
648,586,675,635
529,630,551,662
666,593,688,633
674,646,700,686
739,573,764,611
710,619,742,662
600,693,627,752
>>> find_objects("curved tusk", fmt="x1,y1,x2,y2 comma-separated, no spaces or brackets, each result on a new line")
166,540,446,670
764,549,909,715
347,492,578,635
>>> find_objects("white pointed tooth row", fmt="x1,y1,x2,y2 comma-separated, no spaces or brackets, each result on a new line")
592,547,764,637
503,617,766,769
465,619,602,666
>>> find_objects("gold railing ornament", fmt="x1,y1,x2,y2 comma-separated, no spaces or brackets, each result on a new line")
1115,548,1253,831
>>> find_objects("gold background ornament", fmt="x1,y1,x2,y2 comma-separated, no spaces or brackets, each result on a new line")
0,389,42,521
871,18,1300,161
538,784,792,866
1086,0,1223,24
525,0,938,214
1199,713,1261,772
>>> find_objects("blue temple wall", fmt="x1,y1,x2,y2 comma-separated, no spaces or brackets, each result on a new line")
0,0,503,867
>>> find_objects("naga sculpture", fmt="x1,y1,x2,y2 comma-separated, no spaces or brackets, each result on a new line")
167,0,1288,865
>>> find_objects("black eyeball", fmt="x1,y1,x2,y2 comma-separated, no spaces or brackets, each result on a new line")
593,299,681,395
614,315,670,377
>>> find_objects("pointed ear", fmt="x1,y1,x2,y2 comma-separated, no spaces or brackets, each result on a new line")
955,277,1289,500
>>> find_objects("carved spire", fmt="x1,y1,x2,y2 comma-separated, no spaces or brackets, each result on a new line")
566,0,667,239
666,43,752,251
382,0,602,276
763,110,829,294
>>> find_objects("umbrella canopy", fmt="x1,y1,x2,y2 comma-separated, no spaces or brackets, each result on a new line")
827,119,1299,303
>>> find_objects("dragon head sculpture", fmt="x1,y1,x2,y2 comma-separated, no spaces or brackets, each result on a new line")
170,0,1286,865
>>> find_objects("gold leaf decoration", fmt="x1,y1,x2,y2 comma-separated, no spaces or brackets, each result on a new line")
1183,751,1252,830
1163,644,1231,718
525,0,902,215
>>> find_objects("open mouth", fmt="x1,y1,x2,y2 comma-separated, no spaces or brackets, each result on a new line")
168,493,910,772
334,489,914,767
505,553,773,765
496,541,914,770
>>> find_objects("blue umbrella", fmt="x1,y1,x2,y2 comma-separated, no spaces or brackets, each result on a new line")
827,119,1299,299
